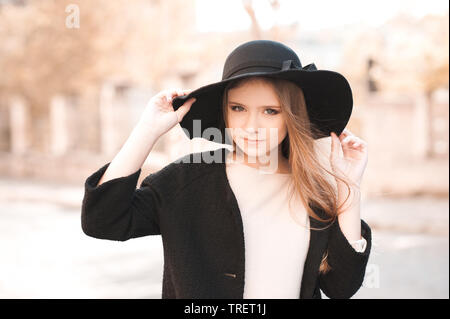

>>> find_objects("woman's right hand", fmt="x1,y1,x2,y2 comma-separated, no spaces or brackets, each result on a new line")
139,88,196,138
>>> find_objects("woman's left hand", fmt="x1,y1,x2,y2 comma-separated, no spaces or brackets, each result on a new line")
330,129,368,188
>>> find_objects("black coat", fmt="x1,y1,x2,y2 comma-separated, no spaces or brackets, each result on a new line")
81,147,372,299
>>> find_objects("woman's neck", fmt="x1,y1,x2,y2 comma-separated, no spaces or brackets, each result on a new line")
228,150,291,174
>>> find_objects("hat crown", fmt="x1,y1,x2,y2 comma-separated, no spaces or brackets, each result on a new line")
222,40,302,80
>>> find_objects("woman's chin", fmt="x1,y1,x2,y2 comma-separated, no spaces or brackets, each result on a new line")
235,142,276,158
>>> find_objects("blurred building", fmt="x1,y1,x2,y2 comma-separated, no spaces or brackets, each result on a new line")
0,0,447,198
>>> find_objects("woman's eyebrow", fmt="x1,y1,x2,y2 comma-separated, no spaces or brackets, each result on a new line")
228,101,281,108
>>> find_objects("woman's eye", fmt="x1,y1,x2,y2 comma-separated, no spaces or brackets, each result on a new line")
230,105,279,115
265,109,279,115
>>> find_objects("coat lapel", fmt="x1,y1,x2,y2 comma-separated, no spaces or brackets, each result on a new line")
299,204,333,298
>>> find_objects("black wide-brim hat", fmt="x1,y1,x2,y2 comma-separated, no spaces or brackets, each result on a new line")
172,39,353,142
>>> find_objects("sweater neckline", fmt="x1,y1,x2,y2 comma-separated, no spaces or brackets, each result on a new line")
224,149,292,176
217,147,330,223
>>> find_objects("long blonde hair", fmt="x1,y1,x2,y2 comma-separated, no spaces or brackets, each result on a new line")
220,76,356,274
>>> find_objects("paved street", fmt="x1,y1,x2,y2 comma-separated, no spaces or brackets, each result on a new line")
0,178,448,299
352,230,448,299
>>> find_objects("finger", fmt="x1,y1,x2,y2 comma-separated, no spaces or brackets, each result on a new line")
354,139,368,149
175,97,196,122
338,130,352,142
178,89,194,98
353,139,365,148
163,88,181,96
172,89,192,102
340,130,357,145
163,90,175,103
342,135,359,145
340,135,361,157
166,88,185,103
176,98,196,122
168,89,183,99
343,128,354,136
160,88,193,105
160,88,178,96
330,132,341,160
166,94,174,104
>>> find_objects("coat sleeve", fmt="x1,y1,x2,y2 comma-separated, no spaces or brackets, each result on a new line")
81,162,165,241
318,217,372,299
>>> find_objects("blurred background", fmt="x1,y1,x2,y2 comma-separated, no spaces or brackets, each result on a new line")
0,0,448,299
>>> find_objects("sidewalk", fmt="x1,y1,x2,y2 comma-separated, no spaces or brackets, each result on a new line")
0,177,448,298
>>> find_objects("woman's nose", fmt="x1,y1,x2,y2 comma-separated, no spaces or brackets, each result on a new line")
244,112,260,132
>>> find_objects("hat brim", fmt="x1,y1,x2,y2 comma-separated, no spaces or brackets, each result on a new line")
172,68,352,140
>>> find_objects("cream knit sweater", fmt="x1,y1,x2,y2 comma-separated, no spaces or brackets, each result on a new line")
225,159,311,299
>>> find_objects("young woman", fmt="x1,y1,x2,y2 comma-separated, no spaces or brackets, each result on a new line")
81,40,372,299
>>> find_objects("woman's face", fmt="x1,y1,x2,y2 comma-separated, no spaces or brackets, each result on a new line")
225,78,288,160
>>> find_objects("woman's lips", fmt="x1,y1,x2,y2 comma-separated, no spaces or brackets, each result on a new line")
242,137,265,143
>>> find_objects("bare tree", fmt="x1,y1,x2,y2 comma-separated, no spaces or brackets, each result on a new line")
0,0,196,150
242,0,261,39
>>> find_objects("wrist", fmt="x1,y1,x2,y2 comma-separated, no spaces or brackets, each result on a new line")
136,120,162,139
337,182,361,201
337,187,361,214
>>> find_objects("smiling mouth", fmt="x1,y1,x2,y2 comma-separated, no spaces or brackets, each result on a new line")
242,137,265,142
